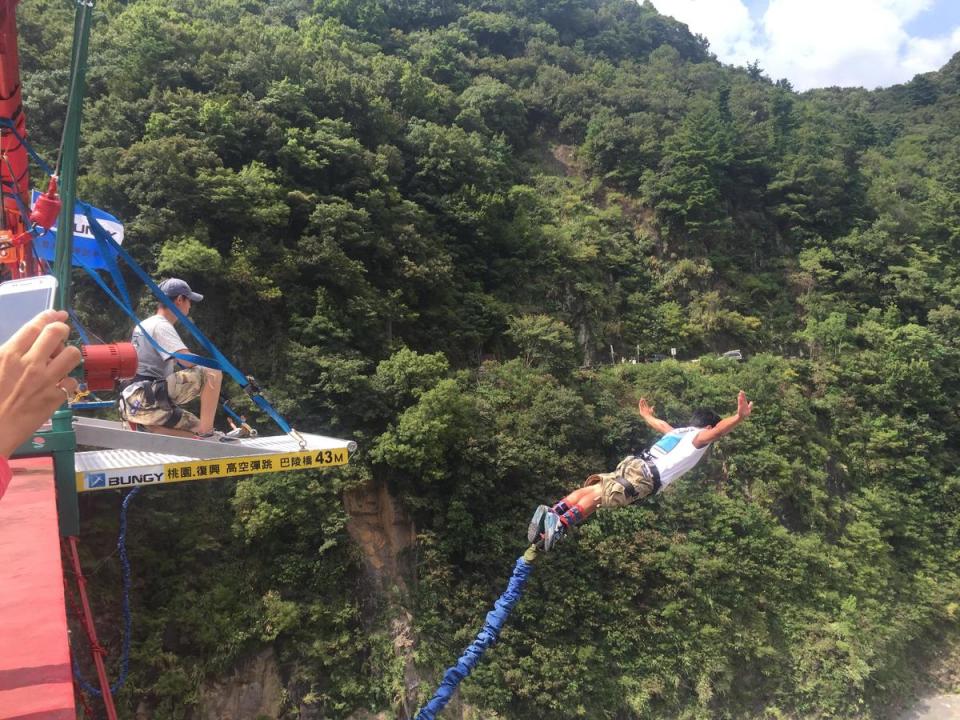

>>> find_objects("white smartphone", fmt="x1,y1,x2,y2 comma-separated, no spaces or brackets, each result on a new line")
0,275,59,345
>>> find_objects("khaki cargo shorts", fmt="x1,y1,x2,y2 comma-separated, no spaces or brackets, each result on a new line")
119,366,209,431
584,456,658,509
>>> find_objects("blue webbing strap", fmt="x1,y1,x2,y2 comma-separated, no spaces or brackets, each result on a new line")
31,241,50,273
81,207,294,434
222,400,244,424
76,255,220,370
94,211,134,308
67,307,92,345
413,555,535,720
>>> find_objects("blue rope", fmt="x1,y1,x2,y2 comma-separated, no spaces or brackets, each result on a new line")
1,173,34,221
413,555,535,720
0,118,55,176
73,487,140,697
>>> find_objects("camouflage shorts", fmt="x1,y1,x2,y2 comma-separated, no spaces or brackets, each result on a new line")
119,366,208,431
584,456,657,509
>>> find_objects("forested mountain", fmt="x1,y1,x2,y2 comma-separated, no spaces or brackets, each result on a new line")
18,0,960,717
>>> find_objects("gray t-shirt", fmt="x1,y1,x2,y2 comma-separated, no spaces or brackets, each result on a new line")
131,314,187,379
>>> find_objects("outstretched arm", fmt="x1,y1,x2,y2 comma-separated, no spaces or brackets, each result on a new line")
692,390,753,448
638,397,674,434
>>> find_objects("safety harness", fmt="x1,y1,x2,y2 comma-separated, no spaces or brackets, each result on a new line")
117,373,184,429
613,453,662,501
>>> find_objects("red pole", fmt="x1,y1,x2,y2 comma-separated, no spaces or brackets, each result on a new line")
65,535,119,720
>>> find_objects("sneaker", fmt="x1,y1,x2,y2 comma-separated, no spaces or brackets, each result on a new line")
194,430,223,440
546,526,568,552
542,510,565,551
527,505,549,544
194,430,238,443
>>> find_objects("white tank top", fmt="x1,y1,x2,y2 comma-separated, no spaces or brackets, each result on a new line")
648,427,710,488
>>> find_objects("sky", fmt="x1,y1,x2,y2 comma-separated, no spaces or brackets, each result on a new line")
649,0,960,91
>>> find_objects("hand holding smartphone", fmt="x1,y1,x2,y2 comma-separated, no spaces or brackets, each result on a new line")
0,275,59,345
0,276,83,457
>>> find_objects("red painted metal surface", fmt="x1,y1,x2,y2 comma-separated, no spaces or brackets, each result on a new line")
0,457,75,719
0,0,39,278
65,535,118,719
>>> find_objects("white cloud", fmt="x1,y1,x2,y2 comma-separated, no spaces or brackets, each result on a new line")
651,0,758,60
902,27,960,76
649,0,960,91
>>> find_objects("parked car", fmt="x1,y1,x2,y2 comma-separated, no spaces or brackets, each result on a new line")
721,349,743,360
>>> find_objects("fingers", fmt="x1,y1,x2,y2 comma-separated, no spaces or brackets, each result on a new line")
23,319,71,364
47,344,82,380
4,310,68,354
56,378,77,406
39,375,79,412
736,390,753,418
58,376,80,394
2,311,81,397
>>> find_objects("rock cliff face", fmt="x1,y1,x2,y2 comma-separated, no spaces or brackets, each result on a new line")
195,647,283,719
342,481,416,591
343,479,422,717
185,480,425,720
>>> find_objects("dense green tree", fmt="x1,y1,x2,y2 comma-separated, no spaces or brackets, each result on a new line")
17,0,960,717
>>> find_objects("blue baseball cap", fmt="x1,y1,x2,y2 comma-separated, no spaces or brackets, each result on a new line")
159,278,203,302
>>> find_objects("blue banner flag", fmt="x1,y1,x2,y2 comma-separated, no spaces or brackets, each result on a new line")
31,192,125,271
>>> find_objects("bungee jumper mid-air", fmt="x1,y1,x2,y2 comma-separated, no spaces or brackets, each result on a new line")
413,390,755,719
529,390,754,550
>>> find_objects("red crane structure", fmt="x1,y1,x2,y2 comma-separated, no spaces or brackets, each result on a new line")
0,0,39,278
0,1,116,716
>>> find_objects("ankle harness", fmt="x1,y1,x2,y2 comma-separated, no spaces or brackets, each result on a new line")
559,506,584,528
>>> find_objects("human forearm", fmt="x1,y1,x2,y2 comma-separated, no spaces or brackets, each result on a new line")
692,391,753,448
642,414,674,434
691,413,742,448
637,397,674,434
711,413,743,438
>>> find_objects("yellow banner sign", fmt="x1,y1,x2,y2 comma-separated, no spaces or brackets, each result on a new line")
76,448,349,492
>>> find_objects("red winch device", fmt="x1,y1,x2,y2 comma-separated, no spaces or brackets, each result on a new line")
80,342,138,391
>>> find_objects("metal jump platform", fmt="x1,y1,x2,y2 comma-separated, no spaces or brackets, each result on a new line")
71,417,356,493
